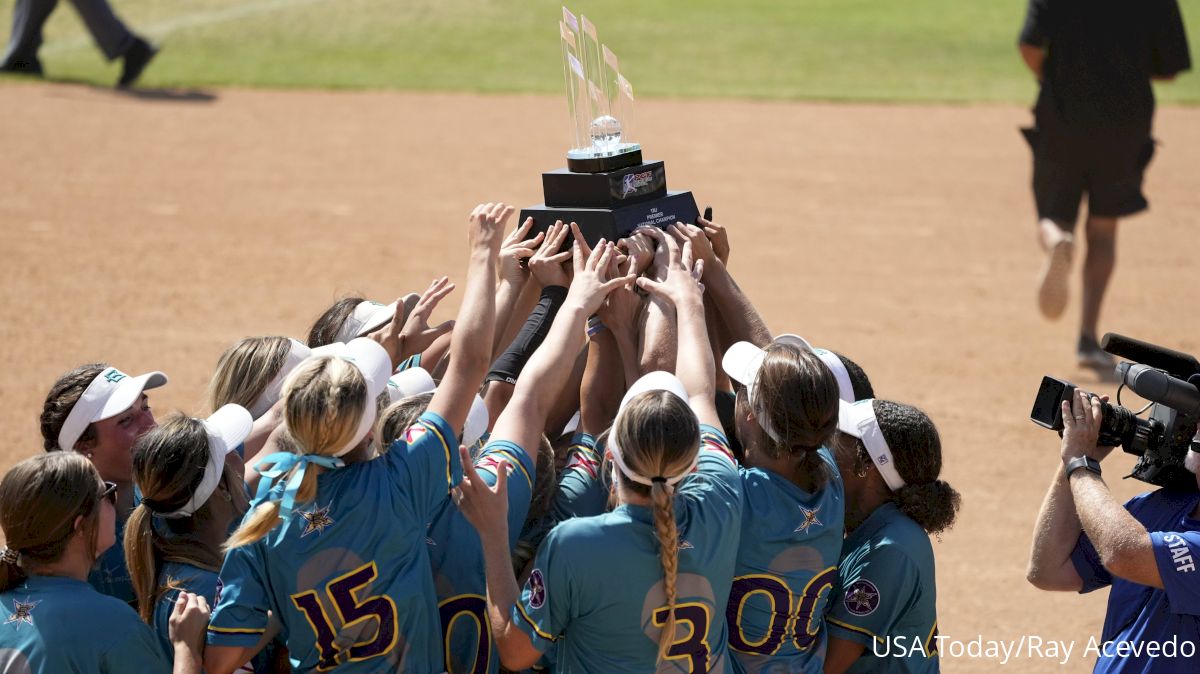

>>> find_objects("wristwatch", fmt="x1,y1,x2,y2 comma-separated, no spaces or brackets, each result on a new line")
1065,456,1102,479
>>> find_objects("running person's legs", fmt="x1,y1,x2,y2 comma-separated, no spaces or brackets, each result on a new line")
1077,215,1117,368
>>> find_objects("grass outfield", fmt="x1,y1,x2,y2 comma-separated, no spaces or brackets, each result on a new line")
2,0,1199,103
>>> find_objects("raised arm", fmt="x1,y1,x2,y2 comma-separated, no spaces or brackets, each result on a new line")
636,225,719,428
491,236,633,453
1026,463,1085,591
427,203,508,437
677,221,771,347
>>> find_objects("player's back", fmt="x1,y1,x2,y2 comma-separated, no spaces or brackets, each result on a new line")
827,503,939,674
530,434,743,673
210,412,460,673
728,448,845,674
0,575,170,673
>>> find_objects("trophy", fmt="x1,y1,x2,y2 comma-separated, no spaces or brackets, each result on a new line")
519,7,700,246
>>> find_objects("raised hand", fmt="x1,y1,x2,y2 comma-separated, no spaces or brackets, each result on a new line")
499,217,545,284
469,202,514,256
168,591,210,653
698,216,730,266
453,446,509,539
617,229,655,276
400,276,457,355
673,223,717,274
1060,390,1116,464
635,224,704,306
528,220,572,288
567,238,637,316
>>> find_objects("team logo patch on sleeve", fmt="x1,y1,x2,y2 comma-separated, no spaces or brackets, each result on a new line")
526,569,547,609
844,579,880,616
213,578,224,606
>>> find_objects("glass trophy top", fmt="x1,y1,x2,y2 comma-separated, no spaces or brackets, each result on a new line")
561,7,640,161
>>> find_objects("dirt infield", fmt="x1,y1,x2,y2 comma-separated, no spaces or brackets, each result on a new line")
1,83,1198,672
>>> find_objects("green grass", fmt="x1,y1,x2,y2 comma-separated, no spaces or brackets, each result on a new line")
3,0,1199,103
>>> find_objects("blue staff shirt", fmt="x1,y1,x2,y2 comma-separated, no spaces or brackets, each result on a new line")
1071,488,1200,673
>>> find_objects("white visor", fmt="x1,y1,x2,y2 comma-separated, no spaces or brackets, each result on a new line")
334,300,398,344
462,394,490,449
721,334,818,442
385,368,436,404
291,338,393,457
608,372,699,487
838,399,907,491
158,404,253,519
58,367,168,451
248,339,313,419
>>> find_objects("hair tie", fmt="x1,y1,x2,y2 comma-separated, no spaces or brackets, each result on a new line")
0,547,19,564
252,451,345,537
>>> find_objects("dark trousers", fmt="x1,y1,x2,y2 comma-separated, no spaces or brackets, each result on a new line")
1,0,133,65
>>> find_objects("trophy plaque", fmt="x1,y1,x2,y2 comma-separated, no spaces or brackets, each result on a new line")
519,7,700,246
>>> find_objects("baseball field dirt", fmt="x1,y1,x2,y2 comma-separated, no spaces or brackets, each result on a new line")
2,83,1198,672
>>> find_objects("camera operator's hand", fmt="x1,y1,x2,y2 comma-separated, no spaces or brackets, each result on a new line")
1060,389,1116,465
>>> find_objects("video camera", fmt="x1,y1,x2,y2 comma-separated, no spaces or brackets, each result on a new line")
1030,333,1200,489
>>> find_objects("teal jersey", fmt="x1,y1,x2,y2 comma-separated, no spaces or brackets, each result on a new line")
728,448,844,674
208,411,462,673
827,503,939,673
551,433,609,522
89,512,135,605
154,562,220,662
514,426,743,673
428,438,536,674
0,575,170,673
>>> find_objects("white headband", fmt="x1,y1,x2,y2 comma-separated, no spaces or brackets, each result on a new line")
334,300,397,344
385,368,490,449
721,335,855,444
156,405,253,519
813,348,855,403
837,399,907,491
58,367,168,451
608,372,700,487
290,339,393,457
248,339,313,419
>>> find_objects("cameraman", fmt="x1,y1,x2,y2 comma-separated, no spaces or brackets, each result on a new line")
1027,389,1200,672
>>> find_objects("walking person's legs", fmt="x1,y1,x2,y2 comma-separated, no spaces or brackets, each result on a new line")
0,0,59,74
1077,215,1118,368
65,0,156,86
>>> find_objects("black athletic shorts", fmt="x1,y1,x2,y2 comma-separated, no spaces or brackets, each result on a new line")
1023,121,1155,229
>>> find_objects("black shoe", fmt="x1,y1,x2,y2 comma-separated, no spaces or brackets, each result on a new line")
1077,335,1116,371
0,56,43,76
117,38,157,88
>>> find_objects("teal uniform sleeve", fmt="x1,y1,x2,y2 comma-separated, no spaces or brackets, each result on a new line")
827,543,920,648
475,438,537,550
385,410,463,519
552,433,609,521
511,527,568,654
100,615,173,673
208,543,271,648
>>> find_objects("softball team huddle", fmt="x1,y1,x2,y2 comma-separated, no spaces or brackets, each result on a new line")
0,203,961,674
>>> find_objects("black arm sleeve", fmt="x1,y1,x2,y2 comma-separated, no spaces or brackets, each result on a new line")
486,285,569,385
1019,0,1052,47
1151,0,1192,77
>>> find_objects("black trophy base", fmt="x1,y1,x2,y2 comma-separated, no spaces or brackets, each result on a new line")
520,190,700,247
566,149,643,174
543,161,666,209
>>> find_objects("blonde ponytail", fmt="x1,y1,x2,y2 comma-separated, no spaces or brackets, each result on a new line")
124,503,161,622
650,480,680,663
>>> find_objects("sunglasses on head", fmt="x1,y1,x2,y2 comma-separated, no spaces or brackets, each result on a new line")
100,481,117,506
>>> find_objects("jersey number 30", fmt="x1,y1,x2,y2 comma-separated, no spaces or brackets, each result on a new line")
291,562,399,671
